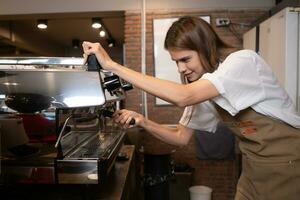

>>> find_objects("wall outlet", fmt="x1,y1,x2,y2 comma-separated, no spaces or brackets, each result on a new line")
216,18,230,27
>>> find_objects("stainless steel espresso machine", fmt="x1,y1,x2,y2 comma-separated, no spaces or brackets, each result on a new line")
0,56,133,184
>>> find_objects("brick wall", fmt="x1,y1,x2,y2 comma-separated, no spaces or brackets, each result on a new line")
124,9,266,200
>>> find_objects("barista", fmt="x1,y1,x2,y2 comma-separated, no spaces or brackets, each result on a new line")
82,16,300,199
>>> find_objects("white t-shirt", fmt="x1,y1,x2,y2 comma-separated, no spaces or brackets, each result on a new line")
179,100,221,132
201,49,300,128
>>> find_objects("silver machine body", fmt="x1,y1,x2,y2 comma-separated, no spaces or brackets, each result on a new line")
0,57,129,184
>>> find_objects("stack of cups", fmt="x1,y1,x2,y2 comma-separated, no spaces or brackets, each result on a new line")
189,185,213,200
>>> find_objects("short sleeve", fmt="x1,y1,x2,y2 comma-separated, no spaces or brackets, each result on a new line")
179,101,220,132
201,50,266,115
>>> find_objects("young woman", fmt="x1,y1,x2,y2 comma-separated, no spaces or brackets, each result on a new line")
82,16,300,200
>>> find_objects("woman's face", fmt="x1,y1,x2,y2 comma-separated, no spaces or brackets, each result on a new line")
168,49,205,82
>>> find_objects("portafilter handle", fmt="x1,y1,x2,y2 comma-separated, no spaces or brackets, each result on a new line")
102,110,135,125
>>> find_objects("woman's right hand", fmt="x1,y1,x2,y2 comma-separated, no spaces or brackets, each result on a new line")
82,41,116,71
113,109,145,129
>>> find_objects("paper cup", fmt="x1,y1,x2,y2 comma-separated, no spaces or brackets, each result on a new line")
189,185,212,200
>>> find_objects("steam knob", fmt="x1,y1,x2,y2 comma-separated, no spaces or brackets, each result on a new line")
103,75,121,92
87,54,101,71
121,80,133,91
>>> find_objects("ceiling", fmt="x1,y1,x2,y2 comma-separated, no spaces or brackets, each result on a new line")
0,11,125,58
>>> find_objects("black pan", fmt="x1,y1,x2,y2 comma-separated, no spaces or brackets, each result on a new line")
5,93,54,113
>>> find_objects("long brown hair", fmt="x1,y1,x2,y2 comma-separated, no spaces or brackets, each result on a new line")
164,16,236,73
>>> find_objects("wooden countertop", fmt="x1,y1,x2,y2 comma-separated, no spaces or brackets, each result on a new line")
95,144,136,200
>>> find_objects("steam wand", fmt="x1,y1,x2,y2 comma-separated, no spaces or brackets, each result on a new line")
55,115,73,148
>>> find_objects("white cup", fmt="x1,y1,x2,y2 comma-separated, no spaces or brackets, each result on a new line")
0,117,29,149
189,185,213,200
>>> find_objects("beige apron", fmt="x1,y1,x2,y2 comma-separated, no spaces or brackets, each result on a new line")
216,107,300,200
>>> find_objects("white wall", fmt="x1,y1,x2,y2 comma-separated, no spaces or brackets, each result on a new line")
0,0,275,15
258,8,299,111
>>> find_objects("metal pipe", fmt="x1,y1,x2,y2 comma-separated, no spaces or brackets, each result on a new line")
141,0,148,118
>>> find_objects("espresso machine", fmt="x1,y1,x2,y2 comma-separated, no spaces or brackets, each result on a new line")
0,55,133,184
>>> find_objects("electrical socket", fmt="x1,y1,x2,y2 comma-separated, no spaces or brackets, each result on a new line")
216,18,230,27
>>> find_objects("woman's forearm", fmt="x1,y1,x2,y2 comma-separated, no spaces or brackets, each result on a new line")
139,117,191,146
113,109,192,146
111,62,193,106
82,42,218,106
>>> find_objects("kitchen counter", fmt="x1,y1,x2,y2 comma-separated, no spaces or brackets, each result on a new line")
0,145,138,200
94,145,137,200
